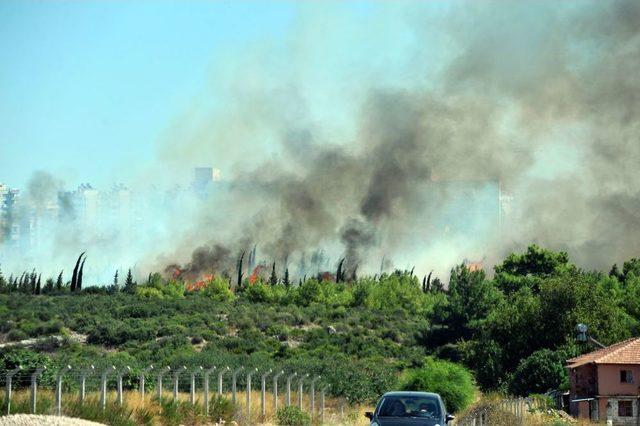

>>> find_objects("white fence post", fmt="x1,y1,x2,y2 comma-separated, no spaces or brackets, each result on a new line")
190,366,202,405
30,367,46,414
320,385,330,424
286,372,297,407
298,373,309,409
79,365,94,405
273,370,284,413
204,366,217,415
246,368,257,419
55,365,72,415
261,369,272,417
5,366,21,415
310,376,321,418
173,366,187,401
232,366,244,405
100,366,115,411
116,366,131,407
218,366,230,396
140,365,154,404
157,366,170,401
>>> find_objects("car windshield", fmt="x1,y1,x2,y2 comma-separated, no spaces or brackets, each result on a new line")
378,395,441,418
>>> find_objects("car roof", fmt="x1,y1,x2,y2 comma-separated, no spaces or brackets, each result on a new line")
381,391,441,398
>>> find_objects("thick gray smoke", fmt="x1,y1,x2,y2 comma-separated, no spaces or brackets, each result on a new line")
159,0,640,279
2,1,639,283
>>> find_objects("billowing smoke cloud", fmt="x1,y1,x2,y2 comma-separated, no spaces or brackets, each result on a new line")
2,1,639,283
158,0,640,278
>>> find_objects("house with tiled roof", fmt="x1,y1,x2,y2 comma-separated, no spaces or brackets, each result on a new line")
566,337,640,424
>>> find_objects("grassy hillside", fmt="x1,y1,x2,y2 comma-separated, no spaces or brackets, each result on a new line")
1,244,639,409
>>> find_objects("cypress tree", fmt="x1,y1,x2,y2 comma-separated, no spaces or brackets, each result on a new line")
236,252,245,288
35,273,42,295
56,271,63,291
336,258,345,283
77,258,86,291
43,277,54,293
124,268,135,293
71,252,85,292
269,262,278,285
0,265,6,293
283,268,290,288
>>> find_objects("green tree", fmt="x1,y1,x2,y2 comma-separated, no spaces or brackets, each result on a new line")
509,349,568,396
123,268,136,293
269,262,278,285
622,258,640,281
55,270,63,291
0,264,7,293
494,245,572,294
444,265,500,339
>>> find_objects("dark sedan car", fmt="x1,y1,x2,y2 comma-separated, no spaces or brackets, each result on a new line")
365,391,455,426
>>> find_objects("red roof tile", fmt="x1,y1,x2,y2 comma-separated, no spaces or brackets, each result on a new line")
567,337,640,368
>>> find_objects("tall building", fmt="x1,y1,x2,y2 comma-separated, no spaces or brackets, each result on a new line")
0,183,20,243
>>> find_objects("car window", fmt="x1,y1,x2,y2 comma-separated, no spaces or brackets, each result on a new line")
378,395,441,418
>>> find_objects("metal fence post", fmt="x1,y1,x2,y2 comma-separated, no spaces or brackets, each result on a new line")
157,366,170,401
246,368,257,419
173,366,187,401
218,366,230,396
232,366,244,404
55,365,72,415
5,366,21,415
286,372,297,406
79,365,94,405
310,376,321,418
190,366,202,405
100,366,115,411
204,367,216,415
261,369,272,417
116,366,131,407
321,385,329,424
273,370,284,413
298,374,309,409
30,367,46,414
140,365,154,404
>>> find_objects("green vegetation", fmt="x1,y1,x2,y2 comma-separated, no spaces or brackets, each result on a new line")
1,244,639,410
276,406,311,426
399,358,475,413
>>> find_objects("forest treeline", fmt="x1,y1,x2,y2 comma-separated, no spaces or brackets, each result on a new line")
1,245,639,407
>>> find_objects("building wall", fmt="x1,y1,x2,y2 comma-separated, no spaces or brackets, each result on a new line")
605,398,639,426
598,364,640,396
570,364,599,399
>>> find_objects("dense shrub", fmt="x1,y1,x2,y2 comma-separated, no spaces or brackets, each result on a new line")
509,349,568,396
201,277,234,302
276,405,311,426
208,395,235,422
400,358,476,413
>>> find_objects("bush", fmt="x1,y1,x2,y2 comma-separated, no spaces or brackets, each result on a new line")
208,394,235,422
509,349,568,396
6,329,27,341
202,277,234,302
399,358,476,413
276,405,311,426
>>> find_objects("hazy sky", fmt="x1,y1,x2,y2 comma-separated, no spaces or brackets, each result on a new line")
0,0,300,188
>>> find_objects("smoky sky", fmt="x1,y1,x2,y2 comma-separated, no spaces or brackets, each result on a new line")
159,0,640,278
3,1,639,281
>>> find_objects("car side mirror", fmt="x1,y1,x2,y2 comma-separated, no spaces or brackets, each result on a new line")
365,411,374,420
446,413,455,423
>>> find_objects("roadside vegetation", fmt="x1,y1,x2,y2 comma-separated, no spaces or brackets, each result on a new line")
1,244,639,418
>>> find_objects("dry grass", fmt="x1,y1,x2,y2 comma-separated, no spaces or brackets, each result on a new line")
2,389,371,425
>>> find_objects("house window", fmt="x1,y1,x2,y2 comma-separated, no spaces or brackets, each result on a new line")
620,370,634,383
618,400,633,417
